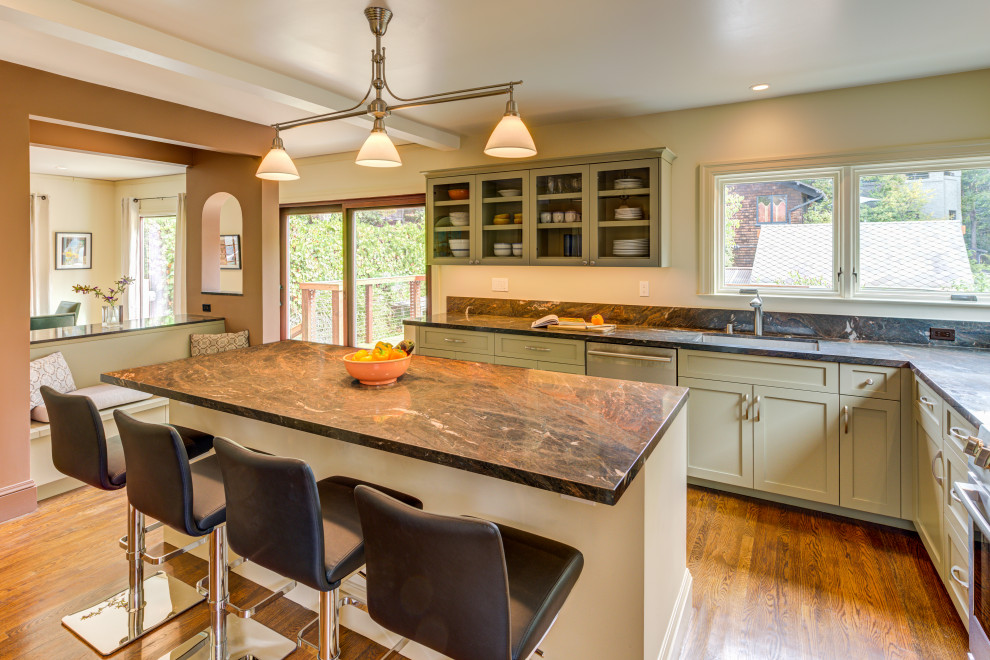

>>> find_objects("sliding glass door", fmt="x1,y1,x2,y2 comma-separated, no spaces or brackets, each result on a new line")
282,196,426,347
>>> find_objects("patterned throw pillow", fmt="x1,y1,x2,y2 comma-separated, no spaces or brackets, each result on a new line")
29,351,76,409
190,330,250,357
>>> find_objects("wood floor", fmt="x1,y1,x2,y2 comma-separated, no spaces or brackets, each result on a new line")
681,485,969,659
0,483,971,659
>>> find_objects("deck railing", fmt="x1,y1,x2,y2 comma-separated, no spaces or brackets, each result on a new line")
292,275,425,345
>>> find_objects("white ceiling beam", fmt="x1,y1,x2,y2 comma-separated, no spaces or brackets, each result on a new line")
0,0,460,151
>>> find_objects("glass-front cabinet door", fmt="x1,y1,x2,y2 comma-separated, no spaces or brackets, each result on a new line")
427,175,476,265
527,165,590,265
590,158,659,267
478,171,529,264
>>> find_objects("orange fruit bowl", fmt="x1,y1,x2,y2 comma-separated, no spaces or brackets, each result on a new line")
342,352,412,386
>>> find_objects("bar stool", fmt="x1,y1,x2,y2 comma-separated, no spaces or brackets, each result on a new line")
114,410,297,660
213,437,424,660
354,485,584,660
41,385,214,655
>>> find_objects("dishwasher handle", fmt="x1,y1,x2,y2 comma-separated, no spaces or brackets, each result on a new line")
587,350,673,363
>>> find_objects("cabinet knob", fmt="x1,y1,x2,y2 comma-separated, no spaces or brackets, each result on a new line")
582,260,588,266
865,378,875,386
590,260,596,266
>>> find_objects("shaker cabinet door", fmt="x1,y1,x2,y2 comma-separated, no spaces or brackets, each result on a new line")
681,377,754,488
839,396,901,517
914,418,945,575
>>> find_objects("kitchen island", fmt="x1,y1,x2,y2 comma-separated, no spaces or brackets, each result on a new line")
103,340,692,660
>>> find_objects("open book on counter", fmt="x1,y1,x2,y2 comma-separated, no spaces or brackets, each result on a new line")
530,315,617,332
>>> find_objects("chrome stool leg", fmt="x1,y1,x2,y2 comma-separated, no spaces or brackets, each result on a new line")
61,503,205,656
161,525,296,660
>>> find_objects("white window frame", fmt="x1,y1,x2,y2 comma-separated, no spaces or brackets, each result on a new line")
700,142,990,306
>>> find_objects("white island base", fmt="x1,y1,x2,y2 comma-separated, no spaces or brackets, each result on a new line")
166,402,691,660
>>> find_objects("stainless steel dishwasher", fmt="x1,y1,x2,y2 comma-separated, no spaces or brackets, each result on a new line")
585,342,677,385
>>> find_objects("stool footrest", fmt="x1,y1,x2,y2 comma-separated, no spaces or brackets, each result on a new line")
225,579,297,619
117,521,165,551
142,535,208,565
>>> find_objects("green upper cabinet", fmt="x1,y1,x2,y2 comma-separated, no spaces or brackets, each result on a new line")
425,148,675,267
427,174,477,265
590,158,660,267
528,165,590,266
477,171,530,265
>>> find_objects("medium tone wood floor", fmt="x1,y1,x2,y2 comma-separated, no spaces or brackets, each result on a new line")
0,483,971,659
681,485,969,659
0,485,403,659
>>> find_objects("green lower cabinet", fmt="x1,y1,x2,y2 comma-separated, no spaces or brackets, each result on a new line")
494,355,584,374
419,347,494,363
495,356,538,369
839,396,900,517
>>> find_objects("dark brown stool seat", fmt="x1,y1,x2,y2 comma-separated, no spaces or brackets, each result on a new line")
40,385,213,656
355,485,584,660
213,438,423,660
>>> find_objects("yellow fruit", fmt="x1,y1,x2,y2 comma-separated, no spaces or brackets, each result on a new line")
353,350,369,360
591,314,604,325
390,349,407,360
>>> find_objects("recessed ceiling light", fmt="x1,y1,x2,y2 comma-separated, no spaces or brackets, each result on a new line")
750,83,770,92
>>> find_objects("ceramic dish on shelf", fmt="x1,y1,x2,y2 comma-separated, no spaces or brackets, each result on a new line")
449,211,469,226
497,189,521,197
447,188,469,200
511,242,523,256
614,178,645,190
493,248,512,256
450,248,470,258
436,216,451,226
448,238,470,250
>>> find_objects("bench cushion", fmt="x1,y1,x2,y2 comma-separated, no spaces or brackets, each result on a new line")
31,384,153,423
29,351,76,410
190,330,249,357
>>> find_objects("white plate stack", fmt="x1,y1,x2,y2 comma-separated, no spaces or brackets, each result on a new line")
612,238,649,257
614,177,645,190
614,205,644,220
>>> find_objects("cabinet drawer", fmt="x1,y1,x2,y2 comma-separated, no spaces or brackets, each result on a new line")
495,356,585,374
494,356,538,369
679,350,837,393
944,524,970,628
945,405,979,457
418,327,494,355
495,335,585,366
944,445,970,542
913,375,943,433
839,364,901,400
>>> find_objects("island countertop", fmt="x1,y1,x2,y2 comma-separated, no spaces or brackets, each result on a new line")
102,340,689,505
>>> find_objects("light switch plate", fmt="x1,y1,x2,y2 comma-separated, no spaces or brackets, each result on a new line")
639,281,649,297
492,277,509,292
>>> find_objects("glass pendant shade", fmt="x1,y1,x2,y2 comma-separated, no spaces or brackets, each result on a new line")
256,137,299,181
356,123,402,167
484,112,537,159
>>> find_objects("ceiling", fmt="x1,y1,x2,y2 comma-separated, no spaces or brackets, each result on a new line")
30,146,186,180
4,0,990,158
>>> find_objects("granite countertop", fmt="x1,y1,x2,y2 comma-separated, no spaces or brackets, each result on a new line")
405,313,990,430
31,314,225,345
101,341,689,505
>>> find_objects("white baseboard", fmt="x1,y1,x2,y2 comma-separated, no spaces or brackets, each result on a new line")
658,568,693,660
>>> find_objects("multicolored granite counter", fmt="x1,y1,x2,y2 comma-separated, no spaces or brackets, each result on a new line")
103,340,692,660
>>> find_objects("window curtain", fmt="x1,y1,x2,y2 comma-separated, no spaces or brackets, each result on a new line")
120,197,141,320
29,194,51,316
173,193,187,316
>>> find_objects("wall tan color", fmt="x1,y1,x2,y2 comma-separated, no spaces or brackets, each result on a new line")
0,60,276,523
280,68,990,322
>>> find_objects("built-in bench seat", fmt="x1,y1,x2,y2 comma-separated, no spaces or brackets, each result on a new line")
30,396,170,500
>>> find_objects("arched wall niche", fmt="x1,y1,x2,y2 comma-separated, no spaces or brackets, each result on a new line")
201,192,243,294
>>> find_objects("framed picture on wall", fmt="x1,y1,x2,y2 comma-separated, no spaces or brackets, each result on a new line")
54,232,92,270
220,234,241,270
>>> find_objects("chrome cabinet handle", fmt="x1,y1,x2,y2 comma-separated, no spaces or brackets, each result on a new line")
951,486,963,503
957,482,990,537
742,394,750,420
949,427,971,440
931,450,944,486
843,405,850,434
754,395,761,423
950,565,969,589
586,350,672,362
443,338,466,343
524,346,551,352
920,396,935,409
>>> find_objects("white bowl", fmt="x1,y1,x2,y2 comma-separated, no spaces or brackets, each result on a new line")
511,242,523,248
450,217,469,226
498,189,521,197
448,239,470,249
493,249,512,257
493,242,511,249
511,247,523,256
451,248,470,257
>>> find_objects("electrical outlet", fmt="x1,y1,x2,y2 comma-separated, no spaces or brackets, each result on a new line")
639,281,649,297
930,327,955,341
492,277,509,292
202,303,212,313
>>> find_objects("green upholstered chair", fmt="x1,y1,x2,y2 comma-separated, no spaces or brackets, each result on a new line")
30,313,77,331
54,301,82,324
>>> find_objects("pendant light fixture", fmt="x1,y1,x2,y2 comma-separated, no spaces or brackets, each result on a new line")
256,7,536,179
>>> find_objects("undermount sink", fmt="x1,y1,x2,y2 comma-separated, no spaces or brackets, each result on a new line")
700,334,820,351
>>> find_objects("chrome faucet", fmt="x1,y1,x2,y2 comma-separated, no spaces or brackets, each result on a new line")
741,289,764,336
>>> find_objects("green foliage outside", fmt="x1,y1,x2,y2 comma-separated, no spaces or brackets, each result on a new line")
142,216,176,317
858,174,933,223
287,209,426,339
961,168,990,292
723,188,743,267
